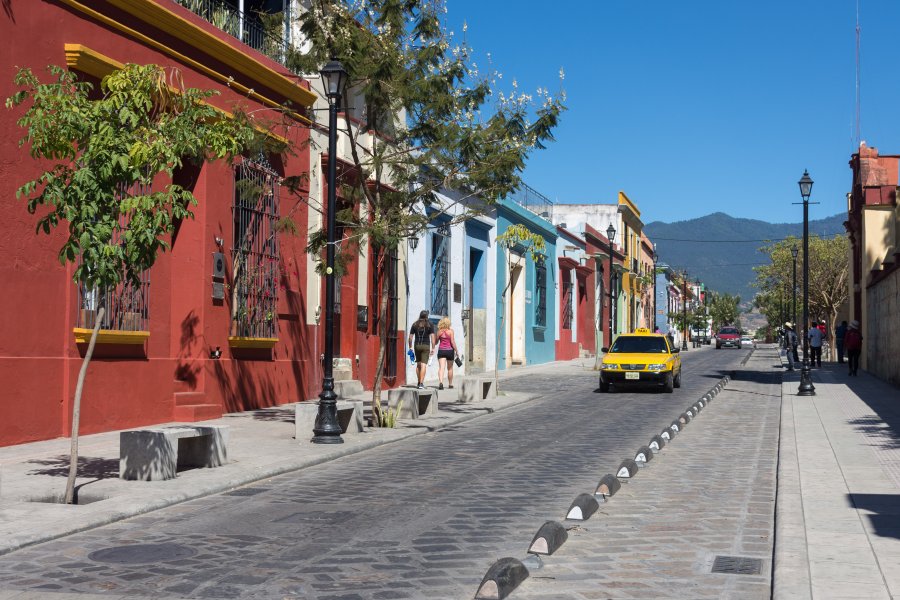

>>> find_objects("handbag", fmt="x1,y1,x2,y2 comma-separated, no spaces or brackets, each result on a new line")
454,354,463,367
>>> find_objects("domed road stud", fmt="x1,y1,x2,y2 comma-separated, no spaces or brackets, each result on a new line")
660,428,673,442
649,434,666,453
634,445,653,467
594,473,621,500
670,421,681,434
616,458,639,480
679,411,692,425
566,492,600,521
528,521,568,555
475,557,529,600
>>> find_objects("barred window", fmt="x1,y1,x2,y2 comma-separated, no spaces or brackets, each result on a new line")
430,224,450,317
535,256,547,328
77,182,151,332
562,279,574,330
231,157,279,339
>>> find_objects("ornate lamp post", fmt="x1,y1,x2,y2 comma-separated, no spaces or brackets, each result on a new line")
313,59,349,444
791,245,798,330
652,243,658,331
681,273,689,351
797,170,816,396
606,224,616,347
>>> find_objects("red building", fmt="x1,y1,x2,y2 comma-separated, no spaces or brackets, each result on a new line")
585,224,623,349
555,226,595,361
0,0,326,446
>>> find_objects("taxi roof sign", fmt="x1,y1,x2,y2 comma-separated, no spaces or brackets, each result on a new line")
634,328,652,334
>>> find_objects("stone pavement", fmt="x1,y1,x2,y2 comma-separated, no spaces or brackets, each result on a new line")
775,358,900,599
0,361,574,557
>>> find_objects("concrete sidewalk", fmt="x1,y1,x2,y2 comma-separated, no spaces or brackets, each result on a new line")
0,358,595,557
775,357,900,599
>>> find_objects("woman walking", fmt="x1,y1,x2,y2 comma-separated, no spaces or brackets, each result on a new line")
435,317,459,390
408,310,435,389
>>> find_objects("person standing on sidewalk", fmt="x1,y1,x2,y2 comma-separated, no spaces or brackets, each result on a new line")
783,322,797,371
844,319,863,376
835,320,848,363
435,317,459,390
808,321,824,368
408,310,435,389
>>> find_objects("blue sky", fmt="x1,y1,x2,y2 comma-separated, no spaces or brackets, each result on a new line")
447,0,900,224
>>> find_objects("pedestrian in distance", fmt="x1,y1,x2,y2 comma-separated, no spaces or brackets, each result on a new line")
408,310,435,389
835,320,848,363
844,320,863,376
783,322,797,371
435,317,459,390
808,320,824,368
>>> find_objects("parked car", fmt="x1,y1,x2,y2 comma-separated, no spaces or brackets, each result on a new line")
599,328,682,393
716,327,741,349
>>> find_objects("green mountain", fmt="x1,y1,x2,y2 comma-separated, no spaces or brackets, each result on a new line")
644,212,846,303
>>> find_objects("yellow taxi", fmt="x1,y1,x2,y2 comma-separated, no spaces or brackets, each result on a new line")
599,328,682,393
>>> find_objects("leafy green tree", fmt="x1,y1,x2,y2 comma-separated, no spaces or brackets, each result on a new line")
288,1,565,413
7,63,262,503
754,235,849,358
707,291,742,330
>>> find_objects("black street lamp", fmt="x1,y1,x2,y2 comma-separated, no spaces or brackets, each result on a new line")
797,170,816,396
652,243,658,332
791,245,798,331
313,59,349,444
606,224,616,347
681,274,689,351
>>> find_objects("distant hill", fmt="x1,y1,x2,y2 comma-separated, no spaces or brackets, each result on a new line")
644,212,846,304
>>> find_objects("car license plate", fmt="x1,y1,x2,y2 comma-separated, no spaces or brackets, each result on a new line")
625,372,639,380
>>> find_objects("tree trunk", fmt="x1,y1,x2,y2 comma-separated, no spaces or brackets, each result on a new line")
370,250,389,426
65,306,105,505
828,311,838,362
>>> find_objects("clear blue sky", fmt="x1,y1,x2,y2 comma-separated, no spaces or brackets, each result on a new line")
447,0,900,224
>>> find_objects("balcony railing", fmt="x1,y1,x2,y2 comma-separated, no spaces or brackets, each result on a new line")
507,183,554,220
172,0,292,70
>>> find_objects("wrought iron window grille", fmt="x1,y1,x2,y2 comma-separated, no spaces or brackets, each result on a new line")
535,256,547,328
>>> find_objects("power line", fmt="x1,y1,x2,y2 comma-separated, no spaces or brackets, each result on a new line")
651,233,844,243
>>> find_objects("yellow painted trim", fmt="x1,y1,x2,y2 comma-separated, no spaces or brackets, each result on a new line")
228,336,279,349
617,191,642,219
55,0,313,123
64,44,288,145
73,328,150,344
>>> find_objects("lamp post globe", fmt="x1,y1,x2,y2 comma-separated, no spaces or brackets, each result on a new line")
797,170,816,396
606,224,616,348
313,58,349,444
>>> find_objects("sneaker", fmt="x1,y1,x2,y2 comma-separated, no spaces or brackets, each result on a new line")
417,383,424,389
438,383,444,390
448,385,454,389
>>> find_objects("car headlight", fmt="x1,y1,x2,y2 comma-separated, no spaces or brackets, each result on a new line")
601,362,619,370
647,363,667,370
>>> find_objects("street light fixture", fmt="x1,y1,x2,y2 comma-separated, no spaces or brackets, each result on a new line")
681,273,689,351
791,244,798,333
313,58,349,444
797,170,815,396
606,224,616,347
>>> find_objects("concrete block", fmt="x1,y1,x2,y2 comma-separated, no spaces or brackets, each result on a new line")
334,380,364,397
476,557,529,599
595,473,621,499
528,521,568,555
295,400,364,439
387,388,438,419
120,425,228,481
634,445,653,466
566,492,600,520
460,376,497,403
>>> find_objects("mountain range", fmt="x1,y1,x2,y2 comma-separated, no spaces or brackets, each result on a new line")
644,212,846,303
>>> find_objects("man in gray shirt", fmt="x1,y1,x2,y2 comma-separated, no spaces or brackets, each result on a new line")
807,321,824,368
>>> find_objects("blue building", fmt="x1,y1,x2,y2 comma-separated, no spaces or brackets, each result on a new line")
494,186,557,369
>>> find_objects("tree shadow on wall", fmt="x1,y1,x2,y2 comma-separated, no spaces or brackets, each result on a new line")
175,311,202,389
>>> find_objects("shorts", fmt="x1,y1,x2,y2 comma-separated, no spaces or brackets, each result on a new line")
437,348,455,361
414,344,431,364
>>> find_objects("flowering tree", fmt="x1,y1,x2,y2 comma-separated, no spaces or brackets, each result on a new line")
288,0,566,420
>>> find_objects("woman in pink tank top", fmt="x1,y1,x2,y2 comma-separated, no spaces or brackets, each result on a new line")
435,317,458,390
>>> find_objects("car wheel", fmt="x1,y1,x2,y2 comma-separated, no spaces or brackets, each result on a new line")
663,373,674,393
599,379,610,393
673,369,682,388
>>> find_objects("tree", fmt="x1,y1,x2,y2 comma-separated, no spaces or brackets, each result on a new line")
288,1,565,420
754,235,849,358
707,292,741,331
7,64,262,502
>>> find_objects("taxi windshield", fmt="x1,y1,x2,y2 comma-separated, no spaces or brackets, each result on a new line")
610,336,669,354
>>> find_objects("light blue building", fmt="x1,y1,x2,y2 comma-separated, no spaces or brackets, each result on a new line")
494,185,557,369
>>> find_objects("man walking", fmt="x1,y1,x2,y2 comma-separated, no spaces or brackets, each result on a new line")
835,320,848,363
808,320,824,368
783,322,797,371
845,319,863,376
